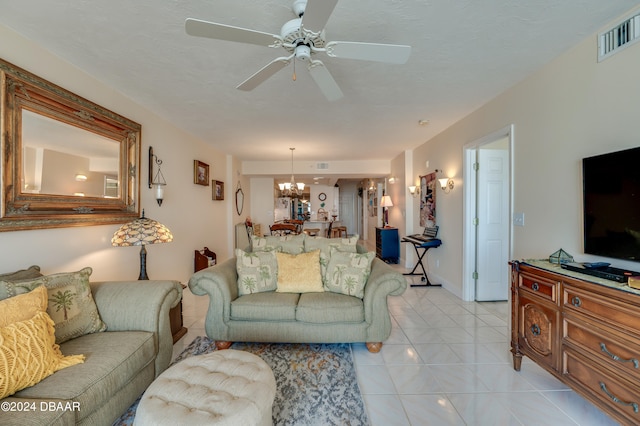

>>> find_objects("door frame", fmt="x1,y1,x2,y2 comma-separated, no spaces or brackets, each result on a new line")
462,125,514,301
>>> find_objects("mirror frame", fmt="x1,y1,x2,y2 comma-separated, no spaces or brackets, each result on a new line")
235,185,244,215
0,58,141,231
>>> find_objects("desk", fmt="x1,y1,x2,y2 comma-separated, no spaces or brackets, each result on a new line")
402,237,442,287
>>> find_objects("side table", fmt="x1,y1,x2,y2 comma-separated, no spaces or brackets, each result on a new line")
170,283,187,343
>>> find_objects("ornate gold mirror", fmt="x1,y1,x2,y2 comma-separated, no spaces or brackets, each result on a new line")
0,58,141,231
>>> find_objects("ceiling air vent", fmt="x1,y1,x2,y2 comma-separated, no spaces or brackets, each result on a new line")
316,162,329,170
598,12,640,62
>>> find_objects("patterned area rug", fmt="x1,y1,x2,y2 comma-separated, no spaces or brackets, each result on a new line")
113,336,369,425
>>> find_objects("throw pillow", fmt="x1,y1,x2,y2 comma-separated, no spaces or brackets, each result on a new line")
324,249,375,299
305,235,359,279
0,311,85,399
304,235,359,257
251,234,305,254
0,265,43,300
0,286,48,327
0,267,107,344
275,250,324,293
235,248,278,295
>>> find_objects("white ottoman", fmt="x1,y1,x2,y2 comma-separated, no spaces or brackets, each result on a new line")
134,349,276,426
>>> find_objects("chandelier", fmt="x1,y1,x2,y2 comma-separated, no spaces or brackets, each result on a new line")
279,147,305,197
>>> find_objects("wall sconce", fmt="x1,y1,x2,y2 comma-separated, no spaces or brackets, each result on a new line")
408,185,420,198
148,146,166,206
438,178,454,193
75,174,87,182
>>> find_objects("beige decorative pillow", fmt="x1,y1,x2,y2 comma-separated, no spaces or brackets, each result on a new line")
0,311,85,399
0,286,48,327
275,250,324,293
252,234,305,254
304,235,359,257
0,266,43,300
0,267,107,344
235,248,278,295
324,249,375,299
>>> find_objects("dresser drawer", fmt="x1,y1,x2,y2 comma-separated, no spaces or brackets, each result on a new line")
519,295,559,370
519,271,558,302
564,317,640,381
563,286,640,338
563,348,640,424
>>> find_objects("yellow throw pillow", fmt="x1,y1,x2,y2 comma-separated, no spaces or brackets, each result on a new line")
0,267,107,344
0,286,48,327
0,311,85,399
275,250,324,293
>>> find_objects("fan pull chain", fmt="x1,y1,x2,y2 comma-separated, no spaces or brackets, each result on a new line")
292,57,297,81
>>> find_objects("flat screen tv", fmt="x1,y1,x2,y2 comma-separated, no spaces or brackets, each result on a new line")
583,146,640,262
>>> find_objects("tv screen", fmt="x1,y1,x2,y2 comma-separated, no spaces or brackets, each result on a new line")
583,146,640,262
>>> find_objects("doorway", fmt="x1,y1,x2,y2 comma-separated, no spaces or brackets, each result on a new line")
462,126,513,301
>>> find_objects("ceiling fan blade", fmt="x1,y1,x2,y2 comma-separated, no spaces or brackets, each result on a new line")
325,41,411,64
308,61,343,101
300,0,339,33
185,18,281,47
236,56,292,91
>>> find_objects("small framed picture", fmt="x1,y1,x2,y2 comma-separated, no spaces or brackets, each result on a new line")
194,160,209,186
213,180,224,200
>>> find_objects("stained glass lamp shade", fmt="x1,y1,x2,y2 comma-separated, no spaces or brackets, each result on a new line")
111,210,173,280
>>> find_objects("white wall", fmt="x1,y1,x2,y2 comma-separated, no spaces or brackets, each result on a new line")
0,25,232,283
409,8,640,297
249,177,276,235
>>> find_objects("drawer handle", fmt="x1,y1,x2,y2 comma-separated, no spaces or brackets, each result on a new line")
530,324,541,336
599,382,639,413
571,296,582,307
600,343,639,369
531,282,539,291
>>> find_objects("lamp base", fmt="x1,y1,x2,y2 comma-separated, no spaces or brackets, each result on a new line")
138,245,149,280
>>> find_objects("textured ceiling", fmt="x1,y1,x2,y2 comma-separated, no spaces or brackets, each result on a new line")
1,0,638,172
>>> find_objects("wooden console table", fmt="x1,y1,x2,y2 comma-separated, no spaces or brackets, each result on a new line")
510,260,640,425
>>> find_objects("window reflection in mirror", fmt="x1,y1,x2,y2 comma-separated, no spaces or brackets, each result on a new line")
21,110,120,198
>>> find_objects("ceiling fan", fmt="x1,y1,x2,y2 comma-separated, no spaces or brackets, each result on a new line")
185,0,411,101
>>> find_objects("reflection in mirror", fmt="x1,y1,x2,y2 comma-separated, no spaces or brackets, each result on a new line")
22,110,120,198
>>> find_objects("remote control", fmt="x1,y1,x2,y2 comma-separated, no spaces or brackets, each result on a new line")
583,262,610,269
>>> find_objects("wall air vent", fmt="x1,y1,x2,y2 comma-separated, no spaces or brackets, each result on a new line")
598,12,640,62
316,162,329,170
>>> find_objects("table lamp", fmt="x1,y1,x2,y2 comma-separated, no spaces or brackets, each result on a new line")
111,210,173,280
380,195,394,227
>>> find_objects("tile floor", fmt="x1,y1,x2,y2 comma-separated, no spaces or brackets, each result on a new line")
172,264,619,426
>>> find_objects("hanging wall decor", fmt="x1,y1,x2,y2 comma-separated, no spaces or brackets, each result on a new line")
419,172,437,227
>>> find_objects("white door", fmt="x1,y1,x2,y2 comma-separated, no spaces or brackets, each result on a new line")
475,146,510,301
339,192,356,236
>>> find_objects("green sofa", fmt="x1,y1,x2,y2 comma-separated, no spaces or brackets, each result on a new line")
0,275,182,426
189,238,407,353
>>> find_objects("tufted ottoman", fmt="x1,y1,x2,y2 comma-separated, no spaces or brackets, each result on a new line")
134,349,276,426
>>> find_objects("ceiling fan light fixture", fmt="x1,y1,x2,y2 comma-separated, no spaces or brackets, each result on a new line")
295,44,311,61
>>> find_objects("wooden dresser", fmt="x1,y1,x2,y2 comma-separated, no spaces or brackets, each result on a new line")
510,261,640,425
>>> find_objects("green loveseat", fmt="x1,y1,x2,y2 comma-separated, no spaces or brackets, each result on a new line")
189,236,407,353
0,267,181,426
